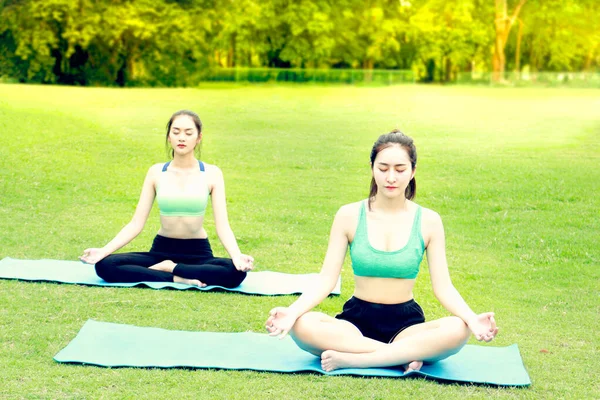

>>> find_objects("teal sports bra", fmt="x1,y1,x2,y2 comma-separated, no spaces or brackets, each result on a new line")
350,201,425,279
156,161,209,217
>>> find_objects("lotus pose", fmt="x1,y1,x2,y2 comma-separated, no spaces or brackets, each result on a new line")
266,130,498,372
80,110,252,288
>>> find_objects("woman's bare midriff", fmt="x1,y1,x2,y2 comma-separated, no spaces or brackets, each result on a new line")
158,215,208,239
353,275,417,304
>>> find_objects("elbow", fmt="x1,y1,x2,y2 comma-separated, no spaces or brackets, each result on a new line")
215,224,233,239
318,272,338,291
433,284,456,303
127,221,145,237
432,286,448,301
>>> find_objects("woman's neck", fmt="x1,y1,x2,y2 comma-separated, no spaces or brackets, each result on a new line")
371,195,409,214
170,154,198,169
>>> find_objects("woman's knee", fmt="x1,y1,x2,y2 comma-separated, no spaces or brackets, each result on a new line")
291,312,326,340
94,256,119,281
443,316,471,347
289,312,328,355
221,270,246,288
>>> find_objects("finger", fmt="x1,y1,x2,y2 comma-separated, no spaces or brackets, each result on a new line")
269,308,279,316
268,328,282,337
278,329,289,340
489,315,497,331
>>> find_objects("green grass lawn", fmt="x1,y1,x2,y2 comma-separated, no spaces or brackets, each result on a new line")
0,83,598,399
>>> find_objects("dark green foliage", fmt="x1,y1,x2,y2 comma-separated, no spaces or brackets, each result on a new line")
0,0,598,86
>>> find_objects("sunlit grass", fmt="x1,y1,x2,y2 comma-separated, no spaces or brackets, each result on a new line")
0,83,598,399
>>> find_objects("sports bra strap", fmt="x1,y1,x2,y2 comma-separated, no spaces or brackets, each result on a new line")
162,161,204,172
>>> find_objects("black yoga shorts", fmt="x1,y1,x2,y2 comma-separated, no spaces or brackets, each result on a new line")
335,296,425,343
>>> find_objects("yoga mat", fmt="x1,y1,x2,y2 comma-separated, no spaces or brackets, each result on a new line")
54,320,530,386
0,257,340,296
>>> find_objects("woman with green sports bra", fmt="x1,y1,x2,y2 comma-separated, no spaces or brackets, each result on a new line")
79,110,252,288
266,130,498,372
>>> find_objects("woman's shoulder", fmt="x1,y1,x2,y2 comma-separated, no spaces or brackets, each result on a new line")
336,200,365,219
150,162,166,170
201,162,221,174
413,202,443,228
147,163,166,176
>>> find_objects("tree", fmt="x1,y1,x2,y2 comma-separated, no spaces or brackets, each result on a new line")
410,0,491,82
492,0,526,81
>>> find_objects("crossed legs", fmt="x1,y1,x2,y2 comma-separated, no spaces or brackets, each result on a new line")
95,253,246,288
290,312,470,372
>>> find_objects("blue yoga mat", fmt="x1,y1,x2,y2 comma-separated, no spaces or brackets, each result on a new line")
54,320,530,386
0,257,340,296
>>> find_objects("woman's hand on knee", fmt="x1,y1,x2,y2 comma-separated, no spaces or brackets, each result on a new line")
467,312,499,342
266,307,298,339
79,248,109,265
233,254,254,272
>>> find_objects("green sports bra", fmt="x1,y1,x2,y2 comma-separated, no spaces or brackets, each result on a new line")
155,161,209,217
350,201,425,279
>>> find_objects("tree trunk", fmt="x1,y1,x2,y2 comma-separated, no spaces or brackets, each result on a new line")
583,45,596,72
529,41,535,72
515,19,523,78
493,0,526,82
444,57,452,82
227,47,233,68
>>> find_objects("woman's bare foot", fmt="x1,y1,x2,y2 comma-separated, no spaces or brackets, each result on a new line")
321,351,423,373
321,350,359,372
404,360,423,373
173,275,206,287
148,260,176,273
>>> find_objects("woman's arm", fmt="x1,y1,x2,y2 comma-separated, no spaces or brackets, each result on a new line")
425,209,498,341
266,205,352,338
209,165,238,255
80,166,157,264
208,165,253,270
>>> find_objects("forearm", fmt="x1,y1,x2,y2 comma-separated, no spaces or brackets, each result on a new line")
101,222,143,255
287,274,338,318
435,286,478,323
216,225,242,258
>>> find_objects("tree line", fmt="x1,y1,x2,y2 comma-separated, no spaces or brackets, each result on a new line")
1,0,598,86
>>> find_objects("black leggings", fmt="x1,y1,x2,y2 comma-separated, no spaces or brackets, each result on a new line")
94,235,246,288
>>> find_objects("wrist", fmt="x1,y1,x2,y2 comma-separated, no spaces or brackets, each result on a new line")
465,313,478,326
286,307,303,321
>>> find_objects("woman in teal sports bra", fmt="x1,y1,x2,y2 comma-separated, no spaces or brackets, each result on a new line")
266,130,498,372
79,110,253,288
